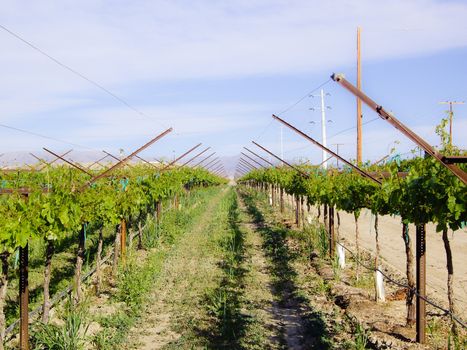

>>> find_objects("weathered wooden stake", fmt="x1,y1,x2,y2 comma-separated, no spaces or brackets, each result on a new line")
156,201,162,223
280,188,284,213
402,223,416,326
329,206,335,259
96,228,103,295
19,245,28,350
416,224,426,343
120,219,127,266
295,196,300,226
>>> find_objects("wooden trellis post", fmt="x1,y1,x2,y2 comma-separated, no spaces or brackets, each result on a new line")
19,244,28,350
416,224,426,343
329,206,335,259
120,219,127,266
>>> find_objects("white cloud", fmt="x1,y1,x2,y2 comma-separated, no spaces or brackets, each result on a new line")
1,0,467,154
2,0,466,83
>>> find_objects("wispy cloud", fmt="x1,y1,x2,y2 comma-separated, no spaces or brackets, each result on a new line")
0,0,466,155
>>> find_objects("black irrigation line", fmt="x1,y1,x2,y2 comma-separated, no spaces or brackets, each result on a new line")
335,240,467,329
273,190,467,328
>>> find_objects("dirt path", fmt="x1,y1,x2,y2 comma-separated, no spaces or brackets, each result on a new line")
126,189,356,349
127,188,229,350
239,193,329,349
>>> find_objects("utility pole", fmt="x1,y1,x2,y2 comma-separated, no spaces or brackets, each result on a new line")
320,89,328,169
310,90,331,169
332,143,344,168
357,26,363,165
439,101,464,146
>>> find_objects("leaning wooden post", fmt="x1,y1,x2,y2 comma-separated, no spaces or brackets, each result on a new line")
402,222,416,326
280,187,284,213
120,219,127,266
329,206,335,259
95,228,104,294
74,225,86,304
295,196,300,227
324,203,328,230
156,201,162,223
112,224,120,276
174,194,179,210
19,244,29,350
271,185,275,207
416,224,426,344
300,196,305,227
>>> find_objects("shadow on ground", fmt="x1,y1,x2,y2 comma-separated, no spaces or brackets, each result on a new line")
241,191,333,350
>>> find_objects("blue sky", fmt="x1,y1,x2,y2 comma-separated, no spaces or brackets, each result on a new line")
0,0,466,169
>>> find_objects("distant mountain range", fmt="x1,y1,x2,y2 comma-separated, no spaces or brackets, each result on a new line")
0,151,262,179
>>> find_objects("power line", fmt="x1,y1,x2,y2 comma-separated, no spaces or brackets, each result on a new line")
277,78,331,116
0,123,94,150
328,117,380,140
0,23,170,129
277,116,380,157
251,79,332,155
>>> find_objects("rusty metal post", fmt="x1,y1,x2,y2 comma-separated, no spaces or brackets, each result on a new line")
280,187,284,213
271,185,275,207
193,151,216,168
156,201,162,223
295,196,300,227
331,74,467,184
271,116,381,185
329,206,335,259
243,147,274,166
120,219,127,266
324,204,328,231
301,196,305,227
241,152,266,168
180,147,211,167
252,141,309,178
19,244,29,350
416,224,426,343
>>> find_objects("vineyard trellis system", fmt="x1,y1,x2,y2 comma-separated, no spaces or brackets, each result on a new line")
236,79,466,345
0,130,227,350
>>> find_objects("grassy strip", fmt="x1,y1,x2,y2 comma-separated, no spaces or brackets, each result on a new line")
156,187,277,350
240,188,378,349
152,187,241,349
27,186,222,350
202,189,250,348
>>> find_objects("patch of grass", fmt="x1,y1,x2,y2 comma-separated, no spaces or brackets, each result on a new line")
202,189,251,349
87,187,223,349
346,316,369,350
331,255,341,282
350,270,374,291
31,297,90,350
239,188,334,349
447,331,467,350
92,311,133,349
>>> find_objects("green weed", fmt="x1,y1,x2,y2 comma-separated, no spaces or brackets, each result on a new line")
31,298,89,350
348,316,369,350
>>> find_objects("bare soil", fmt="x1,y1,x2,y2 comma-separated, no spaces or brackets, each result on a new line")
330,208,467,321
